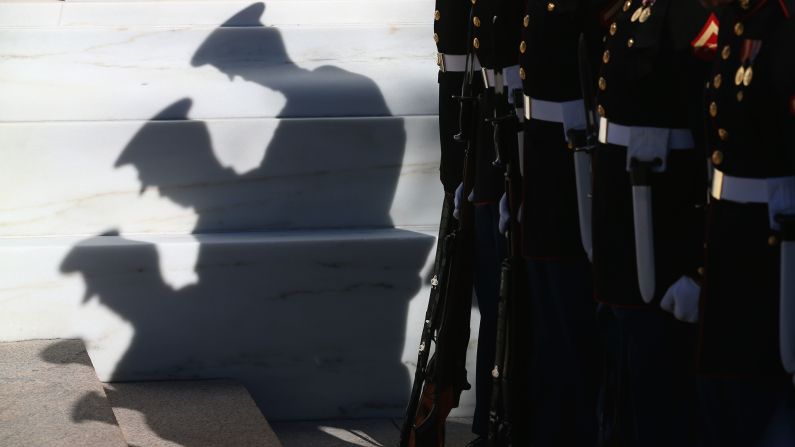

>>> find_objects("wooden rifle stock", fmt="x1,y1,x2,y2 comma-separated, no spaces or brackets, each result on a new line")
399,78,479,447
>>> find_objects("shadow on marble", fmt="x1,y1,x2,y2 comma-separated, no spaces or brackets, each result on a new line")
46,0,432,428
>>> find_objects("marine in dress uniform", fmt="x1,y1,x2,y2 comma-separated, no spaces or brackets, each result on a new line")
465,0,524,443
697,0,795,445
590,0,714,444
517,0,607,444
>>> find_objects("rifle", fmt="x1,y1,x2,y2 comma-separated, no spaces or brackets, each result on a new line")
486,86,528,447
399,52,480,447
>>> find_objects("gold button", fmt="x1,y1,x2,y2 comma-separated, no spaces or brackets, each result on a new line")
603,50,610,64
434,10,440,21
718,128,729,141
627,37,635,48
734,22,744,36
473,37,480,49
597,104,605,117
598,77,607,91
520,41,527,53
473,16,481,27
737,91,744,102
433,33,439,43
523,14,530,27
740,0,750,8
769,235,779,246
610,22,618,36
711,150,724,166
519,67,526,80
471,0,476,4
713,73,722,89
547,2,556,11
709,101,718,117
721,45,731,60
623,0,632,11
697,267,705,276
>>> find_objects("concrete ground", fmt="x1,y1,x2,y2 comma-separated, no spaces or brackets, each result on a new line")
271,417,477,447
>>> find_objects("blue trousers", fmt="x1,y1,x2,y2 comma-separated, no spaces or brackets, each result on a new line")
471,203,505,436
526,257,598,446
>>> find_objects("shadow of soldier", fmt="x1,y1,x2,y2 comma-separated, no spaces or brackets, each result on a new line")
46,1,433,442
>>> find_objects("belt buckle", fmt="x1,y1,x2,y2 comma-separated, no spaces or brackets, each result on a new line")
712,169,725,201
437,53,445,72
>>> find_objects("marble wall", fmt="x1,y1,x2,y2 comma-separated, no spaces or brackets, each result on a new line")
0,0,481,420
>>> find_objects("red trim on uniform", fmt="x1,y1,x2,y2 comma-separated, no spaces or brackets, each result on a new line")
778,0,791,18
691,13,720,61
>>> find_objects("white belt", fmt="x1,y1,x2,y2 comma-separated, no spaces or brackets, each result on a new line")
523,96,585,124
598,118,694,149
711,169,795,204
481,65,520,90
437,53,481,73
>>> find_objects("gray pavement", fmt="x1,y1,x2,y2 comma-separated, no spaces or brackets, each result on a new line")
271,417,477,447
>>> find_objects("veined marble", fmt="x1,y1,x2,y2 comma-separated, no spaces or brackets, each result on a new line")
0,25,436,121
0,0,479,421
0,115,440,237
0,229,478,420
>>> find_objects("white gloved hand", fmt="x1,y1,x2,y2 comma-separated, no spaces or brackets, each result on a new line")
660,276,701,323
498,193,510,235
453,182,464,220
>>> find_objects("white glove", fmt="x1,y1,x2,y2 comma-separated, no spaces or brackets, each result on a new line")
453,182,464,220
453,182,475,220
499,193,510,235
660,276,701,323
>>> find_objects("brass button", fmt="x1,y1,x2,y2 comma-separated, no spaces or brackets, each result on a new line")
597,104,605,117
734,22,744,36
697,267,705,277
523,14,530,27
623,0,632,11
769,235,779,246
711,150,724,166
598,77,607,91
473,16,481,27
721,45,731,60
709,101,718,117
519,67,526,80
547,2,556,11
603,50,610,64
473,37,480,49
610,22,617,36
713,73,722,89
737,91,744,102
471,0,476,4
520,41,527,53
740,0,750,8
433,33,439,43
434,10,440,21
627,37,635,48
718,128,729,141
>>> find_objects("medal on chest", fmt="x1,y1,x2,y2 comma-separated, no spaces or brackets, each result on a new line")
734,38,762,88
631,0,655,23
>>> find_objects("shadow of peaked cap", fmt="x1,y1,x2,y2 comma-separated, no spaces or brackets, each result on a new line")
191,2,289,68
114,99,193,168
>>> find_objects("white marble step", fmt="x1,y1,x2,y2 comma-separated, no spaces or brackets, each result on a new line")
0,0,430,28
104,380,283,446
0,23,436,122
0,228,480,420
0,115,440,237
0,339,127,447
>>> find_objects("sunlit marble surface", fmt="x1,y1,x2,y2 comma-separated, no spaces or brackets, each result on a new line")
0,0,481,420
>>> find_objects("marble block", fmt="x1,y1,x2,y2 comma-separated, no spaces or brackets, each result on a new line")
0,24,436,122
0,114,440,237
0,229,479,420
